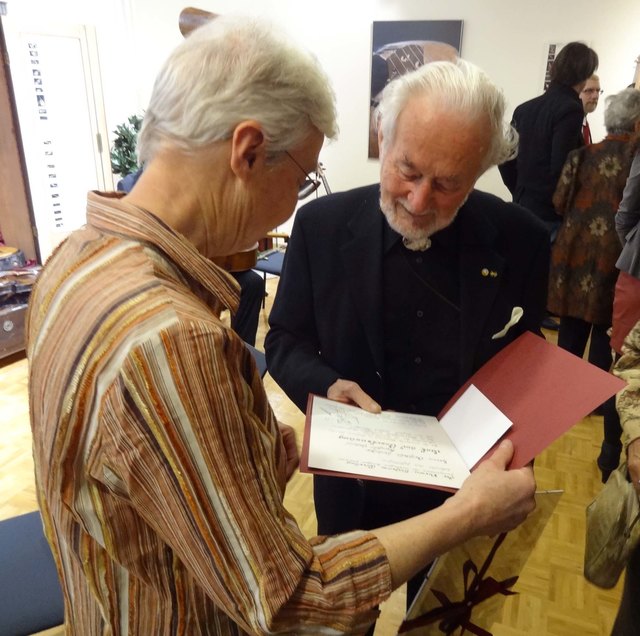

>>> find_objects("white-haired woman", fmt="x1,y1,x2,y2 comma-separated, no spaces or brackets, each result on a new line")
548,88,640,479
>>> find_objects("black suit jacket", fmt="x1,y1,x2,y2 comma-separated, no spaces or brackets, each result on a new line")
265,184,549,532
499,82,584,222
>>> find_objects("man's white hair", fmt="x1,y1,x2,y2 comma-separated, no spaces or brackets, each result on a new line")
376,58,517,172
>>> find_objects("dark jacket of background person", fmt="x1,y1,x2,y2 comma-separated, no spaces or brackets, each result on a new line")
499,83,584,224
616,150,640,277
547,133,635,325
612,150,640,354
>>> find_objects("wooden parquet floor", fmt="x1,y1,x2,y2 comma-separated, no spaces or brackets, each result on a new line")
0,277,623,635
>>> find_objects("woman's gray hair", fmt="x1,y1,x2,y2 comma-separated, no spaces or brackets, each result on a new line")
376,58,517,172
604,88,640,134
137,15,338,165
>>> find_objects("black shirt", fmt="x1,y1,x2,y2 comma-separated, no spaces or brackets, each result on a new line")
382,220,461,416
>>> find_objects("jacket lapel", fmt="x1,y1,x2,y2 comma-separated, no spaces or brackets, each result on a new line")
337,188,508,382
458,202,505,381
341,187,386,373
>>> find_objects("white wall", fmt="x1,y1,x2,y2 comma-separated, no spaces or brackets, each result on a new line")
6,0,640,205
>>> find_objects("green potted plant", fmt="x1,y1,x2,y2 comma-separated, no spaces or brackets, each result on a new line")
110,114,143,177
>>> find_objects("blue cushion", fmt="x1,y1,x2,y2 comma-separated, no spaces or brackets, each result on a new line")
254,251,285,276
244,343,267,377
0,511,64,636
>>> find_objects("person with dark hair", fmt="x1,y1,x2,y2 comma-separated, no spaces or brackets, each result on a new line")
499,41,598,330
548,41,599,89
499,41,599,239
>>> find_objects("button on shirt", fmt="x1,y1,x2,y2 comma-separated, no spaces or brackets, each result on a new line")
382,221,461,416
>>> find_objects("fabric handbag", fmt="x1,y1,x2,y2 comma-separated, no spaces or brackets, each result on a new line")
584,461,640,588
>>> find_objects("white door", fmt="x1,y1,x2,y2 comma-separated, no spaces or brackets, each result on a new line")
3,20,112,262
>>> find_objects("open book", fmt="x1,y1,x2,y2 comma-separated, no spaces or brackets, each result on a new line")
305,387,508,489
300,332,625,491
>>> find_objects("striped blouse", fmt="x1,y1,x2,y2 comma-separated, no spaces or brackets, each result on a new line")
27,191,392,635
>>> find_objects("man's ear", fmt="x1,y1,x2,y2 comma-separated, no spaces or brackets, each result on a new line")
230,121,266,180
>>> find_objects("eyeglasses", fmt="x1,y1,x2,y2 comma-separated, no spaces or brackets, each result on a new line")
284,151,321,200
582,88,603,95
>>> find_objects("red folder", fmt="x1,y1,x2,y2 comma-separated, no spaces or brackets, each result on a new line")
300,332,626,486
438,331,625,470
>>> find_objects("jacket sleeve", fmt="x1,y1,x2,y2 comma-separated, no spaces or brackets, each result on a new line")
517,210,550,336
549,109,583,189
552,149,581,216
498,113,519,195
265,210,342,413
97,325,391,635
616,151,640,244
498,159,518,196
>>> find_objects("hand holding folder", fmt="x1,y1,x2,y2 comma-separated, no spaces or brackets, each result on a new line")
301,332,626,490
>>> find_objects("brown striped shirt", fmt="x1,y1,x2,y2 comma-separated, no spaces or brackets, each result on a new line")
27,192,392,635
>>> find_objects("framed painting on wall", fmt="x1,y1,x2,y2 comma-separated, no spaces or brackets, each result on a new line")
543,42,565,91
369,20,463,158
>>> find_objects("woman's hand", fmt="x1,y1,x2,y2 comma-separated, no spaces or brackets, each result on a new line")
627,437,640,496
278,422,299,481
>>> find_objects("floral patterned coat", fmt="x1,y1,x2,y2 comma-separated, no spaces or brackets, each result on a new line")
548,134,634,324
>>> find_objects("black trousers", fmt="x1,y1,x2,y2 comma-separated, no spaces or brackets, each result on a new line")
611,542,640,635
230,269,265,346
557,316,612,372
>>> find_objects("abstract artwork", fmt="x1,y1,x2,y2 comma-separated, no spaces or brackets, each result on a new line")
369,20,463,157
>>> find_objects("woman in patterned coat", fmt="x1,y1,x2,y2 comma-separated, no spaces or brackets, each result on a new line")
548,88,640,370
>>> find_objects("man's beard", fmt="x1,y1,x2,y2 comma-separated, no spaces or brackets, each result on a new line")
379,194,466,243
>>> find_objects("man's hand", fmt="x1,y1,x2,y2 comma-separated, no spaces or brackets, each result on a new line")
627,437,640,496
451,439,537,537
278,423,299,481
327,379,382,413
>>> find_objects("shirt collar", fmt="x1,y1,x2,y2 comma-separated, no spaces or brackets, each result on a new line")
381,205,461,254
85,191,240,313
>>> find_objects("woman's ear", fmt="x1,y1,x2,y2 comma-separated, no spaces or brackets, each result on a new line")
230,121,266,180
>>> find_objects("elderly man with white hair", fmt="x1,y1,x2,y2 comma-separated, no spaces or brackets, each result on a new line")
266,57,548,629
